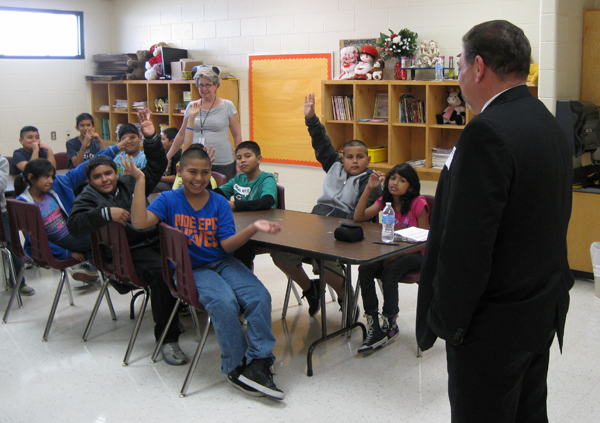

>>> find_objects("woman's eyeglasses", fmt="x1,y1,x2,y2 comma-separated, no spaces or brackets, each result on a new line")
198,84,214,89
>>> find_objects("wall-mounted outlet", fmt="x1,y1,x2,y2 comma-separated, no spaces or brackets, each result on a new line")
273,172,279,182
51,131,56,140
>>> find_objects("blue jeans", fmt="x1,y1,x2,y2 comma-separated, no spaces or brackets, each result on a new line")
188,256,276,374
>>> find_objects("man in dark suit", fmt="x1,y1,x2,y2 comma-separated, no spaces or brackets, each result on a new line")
416,20,574,423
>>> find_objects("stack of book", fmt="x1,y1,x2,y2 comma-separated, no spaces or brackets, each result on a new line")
132,101,148,111
114,99,127,111
432,148,453,168
399,94,425,123
331,95,353,120
99,105,109,112
86,54,136,81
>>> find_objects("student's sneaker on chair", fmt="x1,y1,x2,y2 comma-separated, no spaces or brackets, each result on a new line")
161,342,189,366
8,280,35,296
227,357,265,397
69,263,99,283
302,278,321,317
238,358,285,400
358,313,387,353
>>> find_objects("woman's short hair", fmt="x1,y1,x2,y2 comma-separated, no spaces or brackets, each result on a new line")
194,67,221,87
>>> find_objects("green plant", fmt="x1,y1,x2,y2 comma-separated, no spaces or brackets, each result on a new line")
377,28,418,61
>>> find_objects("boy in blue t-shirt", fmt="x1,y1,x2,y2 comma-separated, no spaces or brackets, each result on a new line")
113,123,147,176
213,140,277,270
66,113,103,169
126,145,285,400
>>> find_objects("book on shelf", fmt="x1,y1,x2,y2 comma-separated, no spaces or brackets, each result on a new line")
331,95,353,120
432,147,453,169
100,119,111,141
399,94,426,124
114,99,128,111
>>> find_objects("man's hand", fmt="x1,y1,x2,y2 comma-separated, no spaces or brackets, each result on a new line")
137,108,155,138
253,220,282,234
81,130,92,149
39,142,53,153
368,171,384,189
121,155,144,181
31,141,40,152
110,207,130,226
304,93,316,118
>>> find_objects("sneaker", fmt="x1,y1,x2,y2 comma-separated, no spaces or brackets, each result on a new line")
69,264,99,283
358,313,387,353
238,358,285,400
8,281,35,296
384,314,400,343
227,358,265,397
161,342,189,366
302,278,321,317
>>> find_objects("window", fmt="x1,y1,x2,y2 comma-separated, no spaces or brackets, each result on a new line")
0,7,84,59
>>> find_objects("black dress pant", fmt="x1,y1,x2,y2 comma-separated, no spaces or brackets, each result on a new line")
446,332,555,423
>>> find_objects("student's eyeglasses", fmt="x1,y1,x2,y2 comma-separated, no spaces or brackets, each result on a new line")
198,83,214,89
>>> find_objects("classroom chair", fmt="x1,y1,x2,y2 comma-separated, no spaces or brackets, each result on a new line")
54,152,69,170
211,171,227,187
0,210,22,309
154,222,212,397
3,199,79,341
277,184,337,319
81,221,148,366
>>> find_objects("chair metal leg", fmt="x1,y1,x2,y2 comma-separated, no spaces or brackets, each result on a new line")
151,298,181,363
180,309,211,398
291,282,302,305
281,278,294,319
129,290,145,320
417,346,422,358
82,277,110,342
104,288,117,321
42,269,67,342
64,272,74,306
123,288,149,366
2,266,25,323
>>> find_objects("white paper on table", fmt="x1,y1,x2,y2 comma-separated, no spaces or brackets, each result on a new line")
394,227,429,242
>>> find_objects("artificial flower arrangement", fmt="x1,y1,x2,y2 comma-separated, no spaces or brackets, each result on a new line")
377,28,419,60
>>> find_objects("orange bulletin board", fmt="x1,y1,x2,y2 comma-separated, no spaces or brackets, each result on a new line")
249,53,332,167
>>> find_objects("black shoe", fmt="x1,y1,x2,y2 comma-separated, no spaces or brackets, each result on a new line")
302,278,321,317
238,358,285,400
358,314,387,353
227,358,265,397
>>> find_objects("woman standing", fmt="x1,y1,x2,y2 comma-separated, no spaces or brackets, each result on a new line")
168,68,242,180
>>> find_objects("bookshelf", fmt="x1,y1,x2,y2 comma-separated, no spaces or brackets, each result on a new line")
322,79,538,181
89,79,240,144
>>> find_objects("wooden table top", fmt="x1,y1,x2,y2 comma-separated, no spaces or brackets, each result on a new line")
233,208,425,265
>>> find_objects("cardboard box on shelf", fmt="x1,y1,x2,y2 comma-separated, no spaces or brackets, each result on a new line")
171,59,203,80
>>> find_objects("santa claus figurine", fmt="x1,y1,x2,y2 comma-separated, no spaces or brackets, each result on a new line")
336,46,358,80
353,45,379,80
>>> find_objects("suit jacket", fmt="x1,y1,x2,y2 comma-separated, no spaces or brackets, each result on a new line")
416,85,574,354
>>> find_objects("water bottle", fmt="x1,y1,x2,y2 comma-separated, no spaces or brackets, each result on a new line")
381,202,395,243
434,57,444,81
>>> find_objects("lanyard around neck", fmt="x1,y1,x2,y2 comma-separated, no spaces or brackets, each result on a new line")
199,97,217,135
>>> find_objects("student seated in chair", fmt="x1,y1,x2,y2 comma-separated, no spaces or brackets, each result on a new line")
127,144,285,400
66,113,104,169
113,124,146,177
270,93,382,317
67,109,187,367
11,126,56,175
213,140,278,270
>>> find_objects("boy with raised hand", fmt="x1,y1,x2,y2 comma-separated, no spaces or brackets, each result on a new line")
125,144,285,400
113,124,147,176
11,126,56,175
213,140,278,270
271,93,383,317
66,113,104,169
67,109,188,367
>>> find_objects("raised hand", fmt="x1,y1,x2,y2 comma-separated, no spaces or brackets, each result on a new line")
188,100,202,121
368,171,384,189
110,207,130,226
206,144,216,163
82,130,92,149
304,93,316,118
253,220,282,234
137,108,155,138
121,155,144,181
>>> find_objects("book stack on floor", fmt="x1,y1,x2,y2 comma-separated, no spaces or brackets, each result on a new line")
86,54,136,81
432,148,453,168
331,95,354,120
399,94,425,123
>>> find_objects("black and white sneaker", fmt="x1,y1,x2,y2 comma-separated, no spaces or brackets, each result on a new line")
358,314,387,353
227,359,265,397
238,358,285,400
302,278,321,317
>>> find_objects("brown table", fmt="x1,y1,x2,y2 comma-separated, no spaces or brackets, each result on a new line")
234,209,425,376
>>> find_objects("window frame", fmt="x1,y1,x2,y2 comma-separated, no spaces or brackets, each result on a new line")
0,6,85,60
